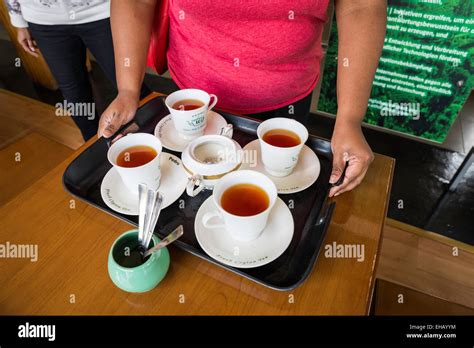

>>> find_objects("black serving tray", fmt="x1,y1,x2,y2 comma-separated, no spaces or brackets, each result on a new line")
63,95,335,291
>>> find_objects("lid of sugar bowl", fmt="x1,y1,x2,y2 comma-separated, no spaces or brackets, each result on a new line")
181,134,243,178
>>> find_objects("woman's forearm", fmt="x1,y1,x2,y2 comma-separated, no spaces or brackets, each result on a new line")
110,0,157,98
334,0,387,126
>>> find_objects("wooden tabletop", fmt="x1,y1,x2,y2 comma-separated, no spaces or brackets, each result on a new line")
0,94,394,315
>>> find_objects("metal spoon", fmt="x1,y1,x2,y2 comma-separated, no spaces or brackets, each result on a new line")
139,188,155,252
142,190,164,251
137,183,148,247
219,124,233,138
143,225,184,258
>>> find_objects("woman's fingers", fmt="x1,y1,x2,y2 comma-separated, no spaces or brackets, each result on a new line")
329,151,348,184
103,117,121,138
19,39,30,53
17,29,38,57
98,109,121,138
26,39,39,57
26,39,36,51
332,168,368,197
329,155,366,197
98,94,139,138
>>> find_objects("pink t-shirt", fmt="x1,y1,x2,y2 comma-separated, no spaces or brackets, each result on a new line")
167,0,329,114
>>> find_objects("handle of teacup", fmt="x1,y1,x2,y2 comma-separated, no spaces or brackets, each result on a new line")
220,124,233,138
186,174,204,197
208,94,218,111
202,211,226,229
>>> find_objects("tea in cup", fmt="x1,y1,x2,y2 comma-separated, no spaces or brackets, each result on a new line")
202,170,277,241
165,89,218,140
257,118,308,177
107,133,162,195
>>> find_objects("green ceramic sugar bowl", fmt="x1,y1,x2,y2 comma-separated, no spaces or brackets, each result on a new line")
108,229,170,293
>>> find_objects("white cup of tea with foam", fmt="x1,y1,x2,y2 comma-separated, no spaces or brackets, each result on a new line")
107,133,162,195
165,89,218,140
202,170,277,241
257,118,308,177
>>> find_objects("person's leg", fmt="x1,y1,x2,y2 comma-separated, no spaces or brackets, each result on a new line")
75,18,117,89
247,92,313,124
28,23,98,140
77,18,151,98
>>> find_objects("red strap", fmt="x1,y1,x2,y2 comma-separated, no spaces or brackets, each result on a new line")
146,0,170,75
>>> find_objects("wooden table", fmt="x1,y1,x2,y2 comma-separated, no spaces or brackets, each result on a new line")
0,90,83,206
0,95,394,315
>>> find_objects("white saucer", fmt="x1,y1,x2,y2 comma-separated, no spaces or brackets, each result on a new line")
154,111,229,152
101,152,187,215
195,197,294,269
240,140,320,194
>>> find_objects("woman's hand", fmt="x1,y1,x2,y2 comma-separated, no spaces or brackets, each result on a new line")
329,120,374,197
98,91,139,138
17,28,38,57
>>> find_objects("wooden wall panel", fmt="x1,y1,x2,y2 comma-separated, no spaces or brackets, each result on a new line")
377,219,474,310
0,1,58,90
375,279,474,315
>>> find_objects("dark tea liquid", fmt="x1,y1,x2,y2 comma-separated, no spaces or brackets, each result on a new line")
263,129,301,148
172,99,204,111
117,145,157,168
113,235,152,268
221,184,269,216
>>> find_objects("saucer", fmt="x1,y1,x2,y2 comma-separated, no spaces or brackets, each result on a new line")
194,197,294,268
101,152,187,215
240,140,320,194
154,111,230,152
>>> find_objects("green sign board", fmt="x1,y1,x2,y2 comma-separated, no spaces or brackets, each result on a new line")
318,0,474,142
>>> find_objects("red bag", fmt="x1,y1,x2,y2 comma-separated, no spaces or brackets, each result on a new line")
146,0,170,75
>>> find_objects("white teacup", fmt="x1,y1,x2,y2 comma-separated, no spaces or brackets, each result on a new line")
202,170,277,241
257,118,309,177
107,133,162,195
165,89,218,140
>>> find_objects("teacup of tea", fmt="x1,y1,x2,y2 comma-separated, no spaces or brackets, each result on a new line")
202,170,277,241
107,133,162,195
257,118,309,177
165,89,218,140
